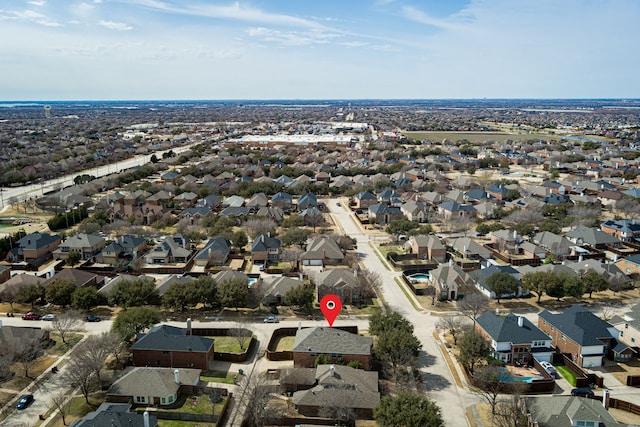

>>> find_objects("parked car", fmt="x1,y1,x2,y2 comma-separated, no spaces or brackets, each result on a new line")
539,361,559,378
16,394,34,410
263,316,279,323
21,312,40,320
571,388,595,397
41,314,56,321
85,315,101,322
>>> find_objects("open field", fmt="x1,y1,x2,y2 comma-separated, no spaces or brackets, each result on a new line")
403,131,565,144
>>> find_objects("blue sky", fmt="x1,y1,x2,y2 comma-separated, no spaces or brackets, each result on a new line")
1,0,638,100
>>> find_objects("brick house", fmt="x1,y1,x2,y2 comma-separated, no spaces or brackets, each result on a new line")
131,325,214,370
292,327,373,370
107,367,201,407
476,312,554,365
538,305,633,367
406,235,446,262
7,232,61,264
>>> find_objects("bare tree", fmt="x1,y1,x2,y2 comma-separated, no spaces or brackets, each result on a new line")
101,332,127,367
492,394,527,427
319,399,357,425
280,248,303,270
51,310,82,344
12,335,43,378
244,218,277,239
228,323,252,352
50,392,70,426
568,205,601,228
65,357,99,405
615,198,640,219
0,287,17,313
0,353,14,384
356,269,382,300
304,210,324,232
78,334,111,384
438,314,465,345
474,365,508,416
458,293,489,324
242,373,283,427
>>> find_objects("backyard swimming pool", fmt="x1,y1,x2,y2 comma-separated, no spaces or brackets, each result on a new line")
408,273,429,282
248,278,257,286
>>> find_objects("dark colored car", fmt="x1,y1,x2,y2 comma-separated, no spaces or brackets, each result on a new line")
16,394,34,410
571,388,594,397
21,312,41,320
85,315,101,322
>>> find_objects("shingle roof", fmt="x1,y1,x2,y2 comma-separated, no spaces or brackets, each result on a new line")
477,312,549,344
108,367,200,399
292,327,372,355
131,325,214,353
523,396,629,427
69,403,158,427
538,305,616,347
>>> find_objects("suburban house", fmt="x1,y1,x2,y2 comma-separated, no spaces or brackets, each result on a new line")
251,234,282,265
448,237,492,261
297,192,318,210
367,203,403,225
611,304,640,348
131,325,215,370
428,261,475,301
96,235,147,265
69,403,158,427
261,276,304,306
300,237,344,267
538,305,633,367
475,312,554,365
271,191,293,211
292,327,373,369
146,236,192,265
437,201,477,219
566,226,623,250
287,365,380,419
400,201,429,222
43,268,106,289
601,219,640,242
352,191,378,209
405,235,446,262
107,367,201,407
469,265,527,299
523,396,634,427
615,254,640,277
53,233,106,261
194,237,232,267
6,232,61,265
315,269,362,305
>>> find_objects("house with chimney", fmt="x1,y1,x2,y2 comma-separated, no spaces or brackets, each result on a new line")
107,367,201,407
6,232,61,265
292,327,373,369
69,403,158,427
130,324,215,370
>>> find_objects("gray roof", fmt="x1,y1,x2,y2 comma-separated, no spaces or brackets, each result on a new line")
566,226,622,246
538,305,616,347
108,367,200,399
523,396,630,427
131,325,214,353
61,233,105,249
16,232,60,250
477,312,549,345
252,234,282,252
293,327,372,355
69,403,158,427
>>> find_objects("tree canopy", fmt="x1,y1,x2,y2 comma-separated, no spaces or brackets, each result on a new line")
457,329,490,373
375,392,444,427
108,279,159,308
485,272,519,304
111,307,161,341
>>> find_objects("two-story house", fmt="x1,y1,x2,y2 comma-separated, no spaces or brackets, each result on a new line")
53,233,106,261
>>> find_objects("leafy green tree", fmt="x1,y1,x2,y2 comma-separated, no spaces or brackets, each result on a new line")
108,279,159,309
457,330,490,373
281,214,304,228
45,279,77,307
560,271,583,298
232,230,249,251
111,307,161,341
162,281,197,312
71,286,102,311
521,271,554,303
386,218,419,241
218,277,249,311
369,311,414,336
547,274,566,301
485,272,519,304
281,228,309,248
16,284,44,308
66,251,82,266
581,269,609,298
376,328,422,378
284,286,314,312
194,275,217,307
375,392,444,427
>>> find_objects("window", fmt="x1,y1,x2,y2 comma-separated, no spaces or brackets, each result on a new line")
136,396,145,403
633,338,636,343
168,395,175,403
161,397,165,404
561,334,566,340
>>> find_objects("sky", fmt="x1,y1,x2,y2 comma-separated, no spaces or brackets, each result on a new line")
1,0,639,100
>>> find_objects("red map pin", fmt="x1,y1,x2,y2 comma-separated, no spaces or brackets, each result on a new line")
320,294,342,327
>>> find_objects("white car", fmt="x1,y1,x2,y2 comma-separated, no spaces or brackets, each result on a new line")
263,316,279,323
41,314,56,321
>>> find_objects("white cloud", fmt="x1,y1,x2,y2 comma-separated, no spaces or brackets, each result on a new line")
98,20,133,31
400,5,468,31
27,1,47,6
11,9,60,26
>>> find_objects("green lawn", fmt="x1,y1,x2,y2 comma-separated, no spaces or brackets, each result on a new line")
162,395,225,415
210,336,249,353
556,365,577,386
46,333,84,356
275,336,295,351
200,370,237,384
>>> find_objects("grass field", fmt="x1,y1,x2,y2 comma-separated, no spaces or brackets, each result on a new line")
555,365,577,386
210,336,246,353
200,370,237,384
403,131,565,144
275,336,295,352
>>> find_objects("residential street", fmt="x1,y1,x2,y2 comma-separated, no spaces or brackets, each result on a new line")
326,199,478,427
